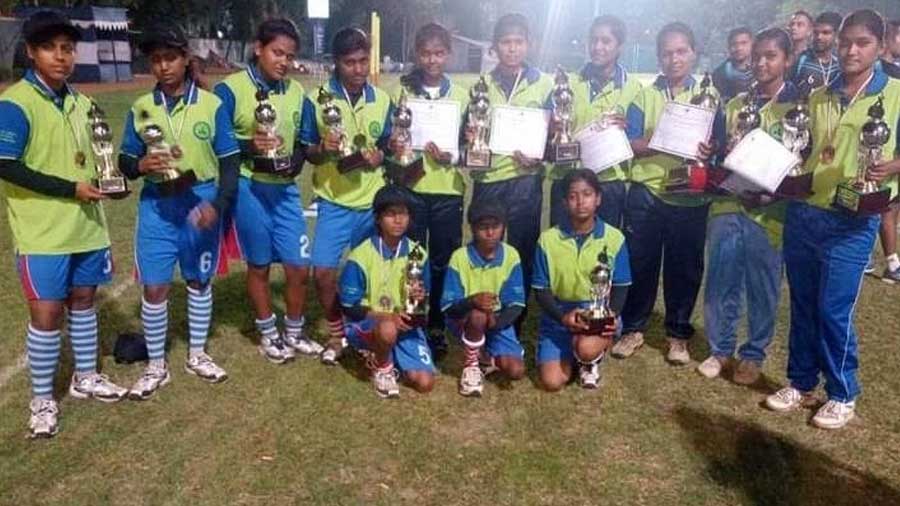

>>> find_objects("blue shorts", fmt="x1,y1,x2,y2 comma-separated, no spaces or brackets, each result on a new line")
535,302,621,365
16,247,113,301
311,199,374,269
233,177,310,267
135,181,221,285
345,317,435,373
447,318,525,360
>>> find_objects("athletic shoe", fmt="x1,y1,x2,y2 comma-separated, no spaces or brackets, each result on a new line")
185,352,228,383
128,363,171,401
28,398,59,439
882,266,900,284
579,361,601,389
373,368,400,399
68,373,128,402
427,329,448,362
865,255,876,275
812,400,856,430
611,332,644,358
320,338,347,366
697,355,727,379
733,360,761,385
285,331,325,356
765,386,814,412
258,333,295,364
666,338,691,365
459,365,484,397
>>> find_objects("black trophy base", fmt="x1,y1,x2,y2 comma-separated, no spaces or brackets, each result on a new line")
832,185,892,216
664,166,709,195
252,155,295,175
406,312,428,329
776,173,814,199
464,148,492,170
337,152,368,174
157,170,198,197
577,311,616,334
385,156,425,187
545,142,581,164
95,177,130,200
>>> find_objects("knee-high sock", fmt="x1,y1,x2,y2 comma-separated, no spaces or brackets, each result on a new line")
26,324,61,399
461,333,485,367
68,307,98,376
186,285,213,356
142,298,168,365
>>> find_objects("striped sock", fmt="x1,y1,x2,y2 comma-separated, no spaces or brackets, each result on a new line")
255,314,279,341
142,298,168,365
26,325,61,399
187,285,213,356
461,334,485,367
68,307,98,376
284,316,304,338
326,318,344,340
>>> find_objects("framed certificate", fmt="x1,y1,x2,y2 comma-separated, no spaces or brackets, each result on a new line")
575,121,634,173
407,98,461,157
722,128,801,193
488,105,550,160
648,102,716,159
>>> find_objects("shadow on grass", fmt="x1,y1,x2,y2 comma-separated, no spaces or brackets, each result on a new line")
675,406,900,506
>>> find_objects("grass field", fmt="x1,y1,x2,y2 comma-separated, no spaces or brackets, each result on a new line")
2,74,900,505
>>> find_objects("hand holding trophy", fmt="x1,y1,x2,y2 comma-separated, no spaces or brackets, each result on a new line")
252,90,295,175
87,101,130,199
139,118,197,196
464,75,492,169
577,247,616,333
403,244,428,328
317,87,368,173
833,96,892,215
385,90,425,186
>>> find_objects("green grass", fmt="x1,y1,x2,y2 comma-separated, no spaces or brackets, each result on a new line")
2,75,900,505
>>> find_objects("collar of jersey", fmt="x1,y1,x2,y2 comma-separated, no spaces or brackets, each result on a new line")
579,62,626,90
370,235,410,259
329,75,376,104
248,65,286,95
466,242,505,268
801,47,838,64
652,74,697,93
558,219,606,240
24,69,76,107
490,63,541,87
750,81,800,106
410,73,452,99
153,78,199,109
827,65,889,99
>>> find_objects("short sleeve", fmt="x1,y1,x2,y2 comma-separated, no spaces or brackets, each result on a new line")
213,82,237,123
612,243,632,286
119,109,146,158
377,103,394,149
339,259,368,307
212,102,240,158
499,263,526,308
625,102,645,140
0,101,30,160
299,96,320,146
531,242,551,290
440,264,466,311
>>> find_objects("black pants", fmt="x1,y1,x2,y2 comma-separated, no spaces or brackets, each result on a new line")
621,183,709,339
550,178,628,229
407,192,464,332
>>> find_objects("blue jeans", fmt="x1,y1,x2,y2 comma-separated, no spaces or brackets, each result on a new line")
783,202,879,402
704,213,782,363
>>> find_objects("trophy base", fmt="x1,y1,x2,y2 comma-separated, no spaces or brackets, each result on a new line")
545,142,581,164
705,167,730,195
405,313,428,329
664,165,708,194
337,152,368,174
95,177,130,200
775,173,814,199
157,170,198,197
464,149,492,170
252,155,295,175
384,156,425,187
832,184,891,216
577,311,616,334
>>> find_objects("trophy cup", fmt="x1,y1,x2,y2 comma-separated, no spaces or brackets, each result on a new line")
384,90,425,186
665,72,718,194
464,75,492,169
775,93,814,198
253,90,295,175
718,86,762,195
87,102,129,199
577,247,616,333
833,96,892,216
140,123,197,196
403,244,428,328
545,67,580,163
317,87,367,173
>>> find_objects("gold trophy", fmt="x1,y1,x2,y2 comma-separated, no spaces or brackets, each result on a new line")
545,67,580,163
317,87,367,173
577,247,616,333
253,90,295,175
384,90,424,186
87,102,129,199
833,96,892,215
776,93,814,198
140,122,197,196
403,244,428,328
665,72,718,193
464,75,492,169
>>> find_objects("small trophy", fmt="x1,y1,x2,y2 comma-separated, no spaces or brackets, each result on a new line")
776,94,814,198
252,90,295,175
140,123,197,196
665,72,719,194
833,96,892,216
464,76,492,169
577,247,616,333
317,87,367,174
87,102,129,199
545,68,580,163
718,86,762,195
384,90,425,186
403,244,428,328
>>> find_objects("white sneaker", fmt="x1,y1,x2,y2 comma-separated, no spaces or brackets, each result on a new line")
611,332,644,358
459,365,485,397
696,356,727,379
185,352,228,383
258,333,295,364
812,400,856,430
579,361,601,389
373,368,400,399
666,338,691,365
765,386,814,412
320,338,348,366
285,331,325,356
128,363,171,401
69,372,128,402
29,398,59,439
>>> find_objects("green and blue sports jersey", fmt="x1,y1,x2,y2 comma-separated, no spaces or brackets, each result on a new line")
804,67,900,210
0,70,110,254
532,219,631,303
299,75,392,210
391,75,467,196
790,48,842,92
625,74,726,206
339,235,431,313
119,79,240,183
214,66,306,184
440,241,525,313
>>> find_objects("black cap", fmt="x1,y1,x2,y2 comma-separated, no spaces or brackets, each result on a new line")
139,23,189,54
23,10,81,46
373,185,412,216
467,200,506,225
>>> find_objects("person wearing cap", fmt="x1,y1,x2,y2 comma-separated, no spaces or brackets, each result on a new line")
338,185,435,399
441,200,526,397
790,12,843,91
117,22,241,399
214,18,322,365
0,10,129,438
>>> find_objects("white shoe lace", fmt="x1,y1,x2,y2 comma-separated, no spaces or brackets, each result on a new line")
775,387,800,405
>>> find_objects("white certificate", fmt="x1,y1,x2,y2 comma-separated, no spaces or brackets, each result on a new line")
575,121,634,173
407,98,461,157
488,105,550,160
648,102,716,159
722,128,801,193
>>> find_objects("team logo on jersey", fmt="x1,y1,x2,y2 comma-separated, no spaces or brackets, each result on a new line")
193,121,212,140
768,122,784,142
368,121,382,138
